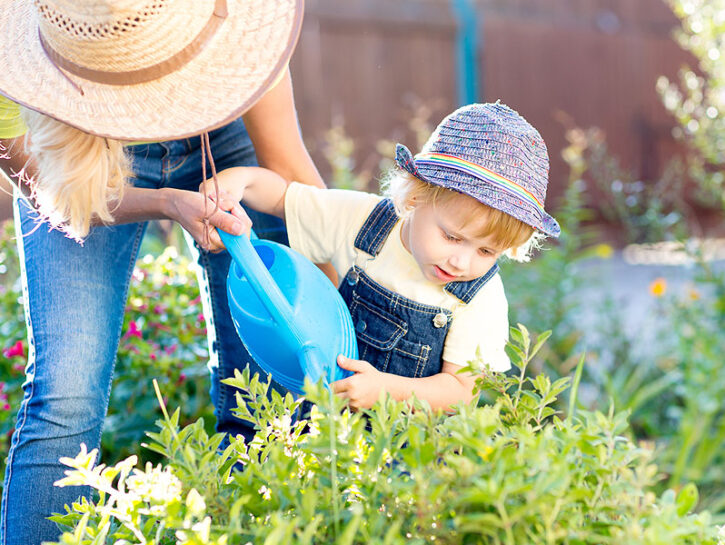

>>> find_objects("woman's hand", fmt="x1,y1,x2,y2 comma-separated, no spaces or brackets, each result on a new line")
163,186,251,252
331,356,386,410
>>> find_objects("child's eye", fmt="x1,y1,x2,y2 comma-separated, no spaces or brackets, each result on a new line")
442,231,460,242
479,248,494,256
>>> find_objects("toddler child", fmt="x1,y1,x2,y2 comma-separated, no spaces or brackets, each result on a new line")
202,102,561,411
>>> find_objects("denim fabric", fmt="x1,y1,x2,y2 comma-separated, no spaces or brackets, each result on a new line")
0,118,286,545
338,199,494,377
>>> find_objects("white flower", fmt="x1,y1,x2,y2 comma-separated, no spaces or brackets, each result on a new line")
126,463,182,506
258,485,272,501
186,488,206,518
176,516,212,543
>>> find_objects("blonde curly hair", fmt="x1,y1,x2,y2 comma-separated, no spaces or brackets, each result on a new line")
20,108,131,241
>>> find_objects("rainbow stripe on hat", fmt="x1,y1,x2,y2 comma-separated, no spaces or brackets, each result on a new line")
414,152,545,213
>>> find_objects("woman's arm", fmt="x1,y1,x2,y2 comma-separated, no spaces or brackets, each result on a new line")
242,69,325,189
1,136,248,248
240,71,338,282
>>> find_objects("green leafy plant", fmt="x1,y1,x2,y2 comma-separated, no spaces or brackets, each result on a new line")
48,326,722,544
500,126,606,379
104,245,215,463
576,127,689,244
658,0,725,209
650,265,725,514
0,221,29,477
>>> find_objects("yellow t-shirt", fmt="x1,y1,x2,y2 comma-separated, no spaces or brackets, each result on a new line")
284,182,512,372
0,65,288,142
0,95,27,140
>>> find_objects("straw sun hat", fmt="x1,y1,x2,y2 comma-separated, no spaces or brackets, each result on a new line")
0,0,303,141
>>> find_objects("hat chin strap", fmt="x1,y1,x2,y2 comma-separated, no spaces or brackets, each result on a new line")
200,131,221,251
38,0,228,93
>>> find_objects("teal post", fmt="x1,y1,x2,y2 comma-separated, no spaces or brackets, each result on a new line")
451,0,480,105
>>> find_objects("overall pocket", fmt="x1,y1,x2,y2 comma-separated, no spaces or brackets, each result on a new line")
349,297,433,377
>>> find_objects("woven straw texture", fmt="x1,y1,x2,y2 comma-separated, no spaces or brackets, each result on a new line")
0,0,302,140
396,103,561,237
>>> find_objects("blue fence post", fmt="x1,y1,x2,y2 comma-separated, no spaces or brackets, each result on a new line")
451,0,481,105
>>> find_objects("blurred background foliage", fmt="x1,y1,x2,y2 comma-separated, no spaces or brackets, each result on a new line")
0,0,722,529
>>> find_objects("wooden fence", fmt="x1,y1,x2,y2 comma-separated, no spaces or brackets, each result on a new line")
289,0,694,210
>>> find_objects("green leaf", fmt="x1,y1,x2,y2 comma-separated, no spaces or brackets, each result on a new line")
338,508,363,545
676,483,699,516
530,330,553,360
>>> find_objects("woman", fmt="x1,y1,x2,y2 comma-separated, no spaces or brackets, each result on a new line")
0,1,325,543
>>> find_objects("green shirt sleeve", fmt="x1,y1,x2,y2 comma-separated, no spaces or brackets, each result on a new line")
0,96,28,139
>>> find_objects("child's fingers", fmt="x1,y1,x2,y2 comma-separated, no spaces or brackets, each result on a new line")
337,355,369,373
209,207,252,238
228,201,247,221
331,377,351,394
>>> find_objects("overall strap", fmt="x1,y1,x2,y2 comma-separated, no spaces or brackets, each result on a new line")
353,199,399,256
353,198,500,304
444,263,499,303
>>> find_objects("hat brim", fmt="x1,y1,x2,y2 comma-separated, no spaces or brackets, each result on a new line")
0,0,303,141
395,144,561,238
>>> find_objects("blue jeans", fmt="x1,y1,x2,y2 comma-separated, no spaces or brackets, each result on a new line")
0,119,287,545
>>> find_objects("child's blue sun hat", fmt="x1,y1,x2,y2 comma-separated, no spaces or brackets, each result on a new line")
395,102,561,238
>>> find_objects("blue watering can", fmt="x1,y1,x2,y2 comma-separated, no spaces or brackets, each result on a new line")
218,230,357,395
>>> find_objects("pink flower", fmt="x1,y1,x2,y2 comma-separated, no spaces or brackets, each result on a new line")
124,321,143,340
3,340,25,359
165,344,178,356
190,296,201,305
176,373,187,386
150,353,157,361
2,404,9,411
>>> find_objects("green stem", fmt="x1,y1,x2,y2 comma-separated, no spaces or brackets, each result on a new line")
567,355,585,424
328,386,341,539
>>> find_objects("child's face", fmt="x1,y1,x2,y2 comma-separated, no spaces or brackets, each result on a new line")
401,198,504,284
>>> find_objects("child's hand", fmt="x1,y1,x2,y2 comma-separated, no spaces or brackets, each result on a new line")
331,355,384,410
198,167,254,206
165,187,251,252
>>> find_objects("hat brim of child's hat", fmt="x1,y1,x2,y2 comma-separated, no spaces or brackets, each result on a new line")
395,144,561,238
0,0,302,141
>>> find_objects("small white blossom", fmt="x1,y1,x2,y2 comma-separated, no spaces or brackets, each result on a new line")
176,516,212,543
126,463,182,506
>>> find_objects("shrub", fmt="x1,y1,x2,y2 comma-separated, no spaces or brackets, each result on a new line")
48,327,721,544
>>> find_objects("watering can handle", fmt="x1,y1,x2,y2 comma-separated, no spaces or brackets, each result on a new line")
218,230,299,339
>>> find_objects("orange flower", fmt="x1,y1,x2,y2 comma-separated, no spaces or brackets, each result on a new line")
649,277,667,298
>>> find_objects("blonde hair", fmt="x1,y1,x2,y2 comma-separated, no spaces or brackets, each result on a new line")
382,171,542,262
20,108,130,241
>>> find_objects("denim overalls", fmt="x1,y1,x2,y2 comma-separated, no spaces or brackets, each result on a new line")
338,199,500,377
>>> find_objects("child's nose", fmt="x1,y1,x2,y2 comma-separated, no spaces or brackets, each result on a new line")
450,249,473,271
